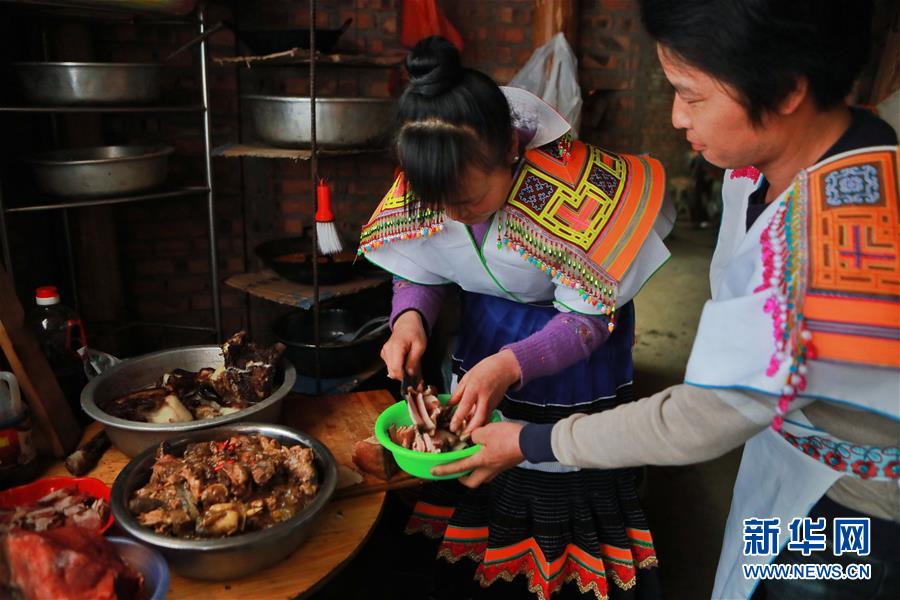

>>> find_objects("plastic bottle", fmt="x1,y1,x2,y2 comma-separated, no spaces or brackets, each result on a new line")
0,371,38,488
28,286,89,424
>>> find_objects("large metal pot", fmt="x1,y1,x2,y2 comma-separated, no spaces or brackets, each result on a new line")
25,145,172,198
81,345,297,457
242,95,396,148
273,308,389,378
110,423,337,581
11,62,161,105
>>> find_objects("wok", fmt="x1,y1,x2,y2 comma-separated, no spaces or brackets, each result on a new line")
273,308,389,378
255,235,362,285
229,18,353,55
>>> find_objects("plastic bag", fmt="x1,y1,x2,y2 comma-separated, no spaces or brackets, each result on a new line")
509,32,582,136
78,347,121,380
400,0,464,50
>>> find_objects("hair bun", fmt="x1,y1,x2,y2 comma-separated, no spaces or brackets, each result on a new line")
405,36,462,97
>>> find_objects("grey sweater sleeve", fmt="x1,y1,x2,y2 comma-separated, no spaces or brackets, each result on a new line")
550,384,812,469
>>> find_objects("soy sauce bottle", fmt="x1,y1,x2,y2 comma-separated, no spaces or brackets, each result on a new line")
28,286,89,424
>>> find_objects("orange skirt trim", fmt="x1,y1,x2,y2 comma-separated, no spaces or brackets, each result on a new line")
436,525,489,563
626,527,660,569
404,501,455,539
473,536,658,600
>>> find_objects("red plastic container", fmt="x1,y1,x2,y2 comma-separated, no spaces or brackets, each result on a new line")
0,476,113,533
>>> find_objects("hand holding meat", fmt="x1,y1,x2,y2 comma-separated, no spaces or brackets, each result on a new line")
448,349,521,437
431,421,525,487
388,384,469,453
380,311,426,381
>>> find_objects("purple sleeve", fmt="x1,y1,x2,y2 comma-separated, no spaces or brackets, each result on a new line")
503,312,611,387
390,277,449,332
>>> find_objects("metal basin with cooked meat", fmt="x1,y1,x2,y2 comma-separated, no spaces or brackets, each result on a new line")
110,423,337,581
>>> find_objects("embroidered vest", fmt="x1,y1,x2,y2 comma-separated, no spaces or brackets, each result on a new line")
359,136,666,319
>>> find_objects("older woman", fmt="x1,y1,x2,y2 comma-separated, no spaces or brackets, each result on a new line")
437,2,899,599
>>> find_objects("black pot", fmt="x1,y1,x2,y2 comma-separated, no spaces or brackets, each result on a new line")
228,18,352,55
255,235,361,285
273,308,389,378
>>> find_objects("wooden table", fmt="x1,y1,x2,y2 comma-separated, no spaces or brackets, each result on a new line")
45,390,418,599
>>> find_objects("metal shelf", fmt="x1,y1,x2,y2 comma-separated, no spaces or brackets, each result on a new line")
0,105,205,114
4,186,209,213
213,49,405,69
213,143,385,160
0,6,222,342
225,269,390,310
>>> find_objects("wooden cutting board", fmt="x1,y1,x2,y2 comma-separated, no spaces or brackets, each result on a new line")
281,390,419,498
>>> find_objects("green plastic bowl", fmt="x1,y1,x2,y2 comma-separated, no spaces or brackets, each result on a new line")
374,394,500,480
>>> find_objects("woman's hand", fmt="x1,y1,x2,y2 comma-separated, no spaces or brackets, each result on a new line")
380,311,427,380
449,349,521,437
431,422,524,487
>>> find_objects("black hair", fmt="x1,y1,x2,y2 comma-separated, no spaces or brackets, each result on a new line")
639,0,874,123
396,36,512,209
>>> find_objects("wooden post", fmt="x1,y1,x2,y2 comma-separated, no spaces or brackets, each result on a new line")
533,0,579,48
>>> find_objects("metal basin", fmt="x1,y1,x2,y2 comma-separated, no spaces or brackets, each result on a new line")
12,62,161,105
25,145,172,198
242,95,396,148
81,345,297,457
110,423,337,581
11,1,197,15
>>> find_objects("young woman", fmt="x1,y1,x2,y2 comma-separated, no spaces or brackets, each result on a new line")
359,37,673,600
437,2,899,599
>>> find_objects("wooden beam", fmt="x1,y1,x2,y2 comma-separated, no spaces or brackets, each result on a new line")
533,0,579,48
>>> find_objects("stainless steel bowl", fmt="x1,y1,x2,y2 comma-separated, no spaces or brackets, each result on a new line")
242,95,397,148
12,62,161,105
25,145,173,198
110,423,337,581
81,345,297,457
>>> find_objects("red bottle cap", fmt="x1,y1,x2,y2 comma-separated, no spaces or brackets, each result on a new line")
35,286,60,305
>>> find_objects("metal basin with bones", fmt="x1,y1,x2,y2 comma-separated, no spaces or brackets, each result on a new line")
81,345,296,457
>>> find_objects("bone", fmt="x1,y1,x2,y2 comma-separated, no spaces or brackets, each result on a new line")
416,392,436,432
412,430,426,452
406,390,425,429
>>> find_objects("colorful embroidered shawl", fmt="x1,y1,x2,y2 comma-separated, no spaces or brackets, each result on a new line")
760,146,899,374
358,135,667,315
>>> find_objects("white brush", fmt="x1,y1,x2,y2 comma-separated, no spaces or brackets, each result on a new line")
315,178,343,255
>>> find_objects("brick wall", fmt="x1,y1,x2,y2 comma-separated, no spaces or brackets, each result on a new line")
30,0,683,353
